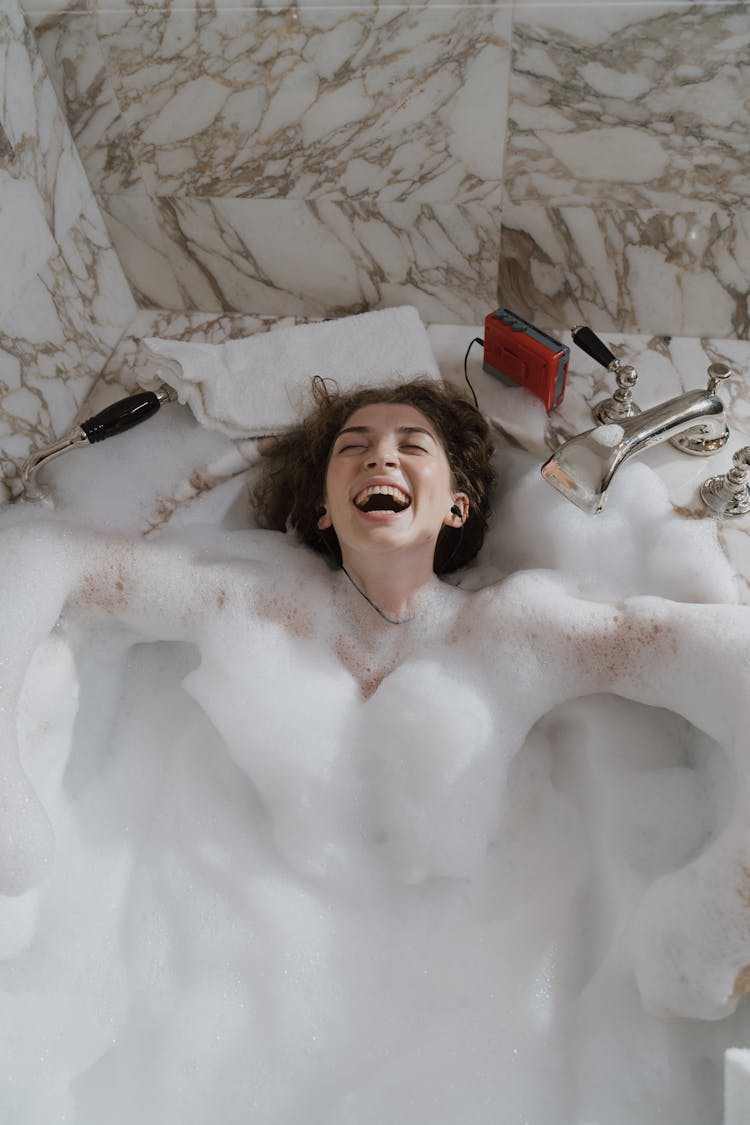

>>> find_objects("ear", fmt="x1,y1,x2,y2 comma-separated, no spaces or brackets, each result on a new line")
317,502,333,531
445,493,469,528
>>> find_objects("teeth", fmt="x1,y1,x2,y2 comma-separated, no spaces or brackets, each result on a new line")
354,485,410,508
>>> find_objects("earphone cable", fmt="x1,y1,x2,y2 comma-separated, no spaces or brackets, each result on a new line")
463,337,483,409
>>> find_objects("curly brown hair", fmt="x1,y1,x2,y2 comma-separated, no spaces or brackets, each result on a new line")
252,378,496,574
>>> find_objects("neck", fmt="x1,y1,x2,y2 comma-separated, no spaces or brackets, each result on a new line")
339,551,437,625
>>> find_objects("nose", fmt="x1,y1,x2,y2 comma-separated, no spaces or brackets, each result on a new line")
365,437,398,469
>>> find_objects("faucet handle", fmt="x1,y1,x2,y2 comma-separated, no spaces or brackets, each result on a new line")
571,324,642,422
700,446,750,517
706,362,733,394
571,325,618,370
593,363,641,424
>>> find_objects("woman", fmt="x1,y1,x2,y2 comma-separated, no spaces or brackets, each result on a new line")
254,377,496,621
245,378,497,698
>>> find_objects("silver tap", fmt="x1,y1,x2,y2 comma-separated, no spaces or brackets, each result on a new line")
592,363,641,424
9,383,177,506
570,324,642,422
700,446,750,518
541,363,733,515
20,427,89,504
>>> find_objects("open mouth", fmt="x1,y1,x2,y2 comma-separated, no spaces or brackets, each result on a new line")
353,485,411,513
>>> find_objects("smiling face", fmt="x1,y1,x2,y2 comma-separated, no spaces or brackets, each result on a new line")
318,402,467,569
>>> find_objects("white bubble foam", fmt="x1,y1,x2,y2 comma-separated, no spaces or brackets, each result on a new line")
0,483,749,1124
591,422,625,447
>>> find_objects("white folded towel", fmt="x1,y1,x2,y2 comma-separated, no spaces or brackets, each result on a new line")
142,306,441,439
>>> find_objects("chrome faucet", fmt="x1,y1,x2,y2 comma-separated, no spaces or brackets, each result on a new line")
8,384,177,506
541,362,733,515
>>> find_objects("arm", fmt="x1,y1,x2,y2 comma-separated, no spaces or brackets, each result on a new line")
474,570,749,746
477,570,750,1018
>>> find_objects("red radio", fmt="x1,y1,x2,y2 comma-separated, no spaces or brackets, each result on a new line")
482,308,569,412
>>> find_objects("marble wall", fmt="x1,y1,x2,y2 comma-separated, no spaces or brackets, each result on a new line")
7,0,750,342
0,0,136,493
24,1,509,327
501,1,750,339
21,0,749,338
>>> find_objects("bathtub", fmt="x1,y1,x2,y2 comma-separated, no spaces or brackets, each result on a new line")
1,318,750,1125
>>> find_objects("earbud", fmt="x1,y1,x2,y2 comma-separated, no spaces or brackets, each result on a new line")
316,506,327,519
450,505,462,517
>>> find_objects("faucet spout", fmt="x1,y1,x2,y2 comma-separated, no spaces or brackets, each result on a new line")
541,366,732,515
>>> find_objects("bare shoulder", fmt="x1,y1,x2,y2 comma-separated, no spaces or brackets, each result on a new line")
0,516,327,641
92,526,327,639
464,570,603,636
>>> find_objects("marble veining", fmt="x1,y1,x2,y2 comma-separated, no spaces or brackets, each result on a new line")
29,8,143,197
25,2,509,328
97,5,509,205
498,203,750,339
146,196,500,322
0,119,15,162
506,2,750,211
99,192,186,310
0,0,135,487
10,0,750,345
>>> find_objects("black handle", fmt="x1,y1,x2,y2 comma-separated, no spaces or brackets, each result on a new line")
571,325,617,369
80,391,162,444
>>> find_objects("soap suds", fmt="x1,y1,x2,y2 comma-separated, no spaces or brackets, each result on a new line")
592,422,625,447
0,481,749,1123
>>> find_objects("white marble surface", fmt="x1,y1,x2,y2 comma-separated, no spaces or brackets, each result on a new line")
97,5,510,204
21,0,749,335
26,3,509,323
498,203,750,339
150,196,501,321
29,8,139,197
501,0,750,338
0,0,136,488
22,0,746,333
506,2,750,212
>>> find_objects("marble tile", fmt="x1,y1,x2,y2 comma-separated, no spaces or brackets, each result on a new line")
18,0,749,345
27,7,143,196
0,0,136,489
149,196,500,322
92,0,508,7
99,191,186,309
18,0,75,12
506,2,750,211
0,255,133,484
96,4,510,204
0,119,15,161
0,171,58,306
2,7,123,272
2,3,70,228
498,203,750,338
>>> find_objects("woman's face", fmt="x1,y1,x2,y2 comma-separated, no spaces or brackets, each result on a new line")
319,402,467,564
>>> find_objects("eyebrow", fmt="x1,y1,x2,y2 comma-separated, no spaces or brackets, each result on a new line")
334,425,437,441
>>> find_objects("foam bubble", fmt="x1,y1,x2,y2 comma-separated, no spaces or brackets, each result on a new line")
0,501,749,1123
592,423,625,447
